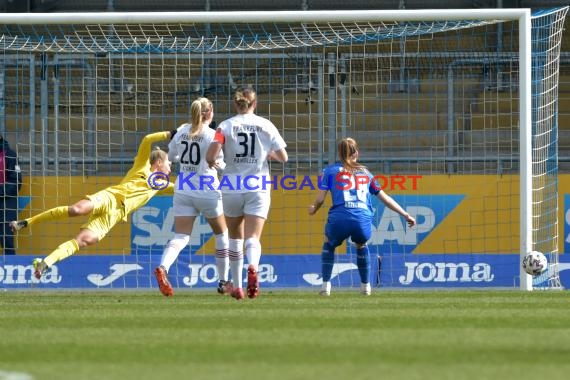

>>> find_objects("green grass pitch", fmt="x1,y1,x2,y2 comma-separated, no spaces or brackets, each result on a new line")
1,290,570,380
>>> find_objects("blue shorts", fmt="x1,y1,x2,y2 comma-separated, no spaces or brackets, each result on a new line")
325,215,372,248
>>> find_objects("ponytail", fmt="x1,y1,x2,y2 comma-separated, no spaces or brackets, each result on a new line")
338,137,365,174
149,146,167,165
233,85,257,113
190,97,213,136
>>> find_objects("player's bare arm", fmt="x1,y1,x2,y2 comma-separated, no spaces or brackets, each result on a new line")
377,190,416,227
308,189,328,215
268,149,288,163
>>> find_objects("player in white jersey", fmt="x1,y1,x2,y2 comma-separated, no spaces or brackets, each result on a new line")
206,86,288,300
154,97,231,297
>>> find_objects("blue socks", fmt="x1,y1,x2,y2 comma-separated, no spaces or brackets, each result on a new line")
356,245,370,284
321,241,335,282
322,242,370,285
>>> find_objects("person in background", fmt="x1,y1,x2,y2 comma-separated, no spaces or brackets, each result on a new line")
308,137,416,296
10,131,173,278
206,85,288,300
0,135,22,255
154,97,230,297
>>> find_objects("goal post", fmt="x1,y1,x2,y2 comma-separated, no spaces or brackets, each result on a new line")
0,8,567,291
527,7,568,290
519,10,534,291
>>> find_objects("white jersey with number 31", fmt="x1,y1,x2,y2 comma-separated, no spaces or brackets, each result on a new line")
218,113,287,193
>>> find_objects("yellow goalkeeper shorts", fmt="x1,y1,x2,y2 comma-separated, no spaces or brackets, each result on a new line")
82,189,126,240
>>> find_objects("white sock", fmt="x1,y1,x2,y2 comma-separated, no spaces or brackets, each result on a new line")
160,233,190,273
215,231,230,282
229,238,244,288
245,237,261,269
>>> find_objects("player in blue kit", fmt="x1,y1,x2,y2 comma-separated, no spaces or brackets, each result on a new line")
308,137,416,296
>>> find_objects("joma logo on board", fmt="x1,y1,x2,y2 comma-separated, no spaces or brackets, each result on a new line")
0,264,61,284
399,262,494,285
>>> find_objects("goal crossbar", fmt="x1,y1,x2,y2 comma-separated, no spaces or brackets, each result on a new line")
0,9,530,25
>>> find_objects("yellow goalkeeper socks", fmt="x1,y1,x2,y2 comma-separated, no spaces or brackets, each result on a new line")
43,239,80,267
27,206,69,226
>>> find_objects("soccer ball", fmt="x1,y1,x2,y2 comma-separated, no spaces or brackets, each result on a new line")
522,251,548,276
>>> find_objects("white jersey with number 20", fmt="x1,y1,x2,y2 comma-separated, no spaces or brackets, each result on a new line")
168,123,224,199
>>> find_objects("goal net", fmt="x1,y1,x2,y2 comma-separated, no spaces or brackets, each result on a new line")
0,8,567,291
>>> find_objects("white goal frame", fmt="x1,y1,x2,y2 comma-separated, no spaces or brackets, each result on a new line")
0,9,536,290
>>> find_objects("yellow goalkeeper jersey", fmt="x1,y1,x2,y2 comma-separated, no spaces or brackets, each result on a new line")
105,131,173,219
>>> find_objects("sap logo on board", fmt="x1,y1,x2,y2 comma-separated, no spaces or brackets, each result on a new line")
183,263,278,286
370,195,464,248
131,196,213,250
0,264,61,284
399,262,494,285
18,196,31,210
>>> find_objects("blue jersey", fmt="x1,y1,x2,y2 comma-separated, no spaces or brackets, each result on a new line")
320,163,380,221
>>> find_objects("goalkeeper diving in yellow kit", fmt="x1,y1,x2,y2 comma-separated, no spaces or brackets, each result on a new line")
10,131,175,279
